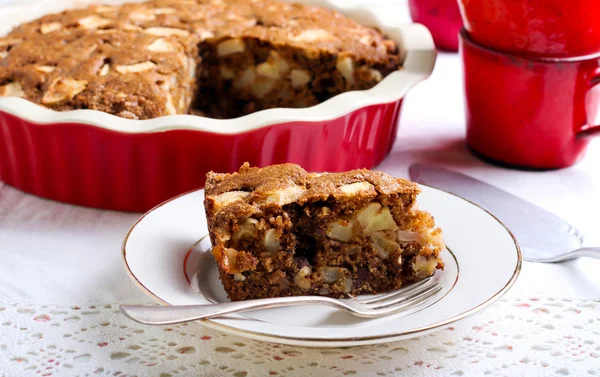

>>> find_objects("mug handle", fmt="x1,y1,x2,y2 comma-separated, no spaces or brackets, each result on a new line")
578,73,600,137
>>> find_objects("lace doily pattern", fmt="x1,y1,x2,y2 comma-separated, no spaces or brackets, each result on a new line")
1,297,599,377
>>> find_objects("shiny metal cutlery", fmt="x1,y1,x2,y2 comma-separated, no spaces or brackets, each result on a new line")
408,163,600,263
121,277,442,324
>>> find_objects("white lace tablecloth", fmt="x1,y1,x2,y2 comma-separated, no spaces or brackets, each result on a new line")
1,296,599,376
2,0,600,376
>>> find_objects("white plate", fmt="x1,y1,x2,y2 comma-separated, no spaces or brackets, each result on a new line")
123,186,521,348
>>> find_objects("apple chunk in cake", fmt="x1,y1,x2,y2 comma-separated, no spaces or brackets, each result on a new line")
204,163,444,301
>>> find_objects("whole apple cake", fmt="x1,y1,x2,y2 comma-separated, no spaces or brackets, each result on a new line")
0,0,404,119
204,163,444,301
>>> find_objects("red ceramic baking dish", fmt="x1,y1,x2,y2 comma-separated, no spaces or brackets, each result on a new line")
0,0,436,212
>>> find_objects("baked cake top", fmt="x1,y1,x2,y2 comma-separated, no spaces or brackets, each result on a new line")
205,162,420,208
0,27,196,118
0,0,402,119
5,0,398,60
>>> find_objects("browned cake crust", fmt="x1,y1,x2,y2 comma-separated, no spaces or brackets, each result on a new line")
204,163,444,301
0,0,404,119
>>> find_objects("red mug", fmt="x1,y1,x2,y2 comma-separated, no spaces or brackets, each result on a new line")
461,29,600,170
457,0,600,57
408,0,462,52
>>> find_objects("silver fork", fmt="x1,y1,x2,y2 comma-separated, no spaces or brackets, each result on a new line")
120,276,443,325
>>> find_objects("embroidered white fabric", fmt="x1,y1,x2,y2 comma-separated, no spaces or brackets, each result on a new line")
1,296,599,377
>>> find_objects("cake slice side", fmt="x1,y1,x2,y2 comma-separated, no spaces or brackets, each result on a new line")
195,31,402,118
204,163,444,301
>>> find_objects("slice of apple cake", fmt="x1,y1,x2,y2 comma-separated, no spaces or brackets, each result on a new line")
204,163,444,301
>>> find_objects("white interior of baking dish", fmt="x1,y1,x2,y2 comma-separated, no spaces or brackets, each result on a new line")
0,0,436,134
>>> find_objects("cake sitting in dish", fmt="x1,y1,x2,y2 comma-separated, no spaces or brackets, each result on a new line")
204,163,444,301
0,0,403,119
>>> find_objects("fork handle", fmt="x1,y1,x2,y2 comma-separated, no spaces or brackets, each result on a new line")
535,247,600,263
562,247,600,261
121,296,340,325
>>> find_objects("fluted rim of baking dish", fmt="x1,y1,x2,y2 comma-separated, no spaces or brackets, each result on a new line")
0,0,436,135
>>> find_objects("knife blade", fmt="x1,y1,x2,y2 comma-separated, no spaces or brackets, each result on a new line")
408,163,584,260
